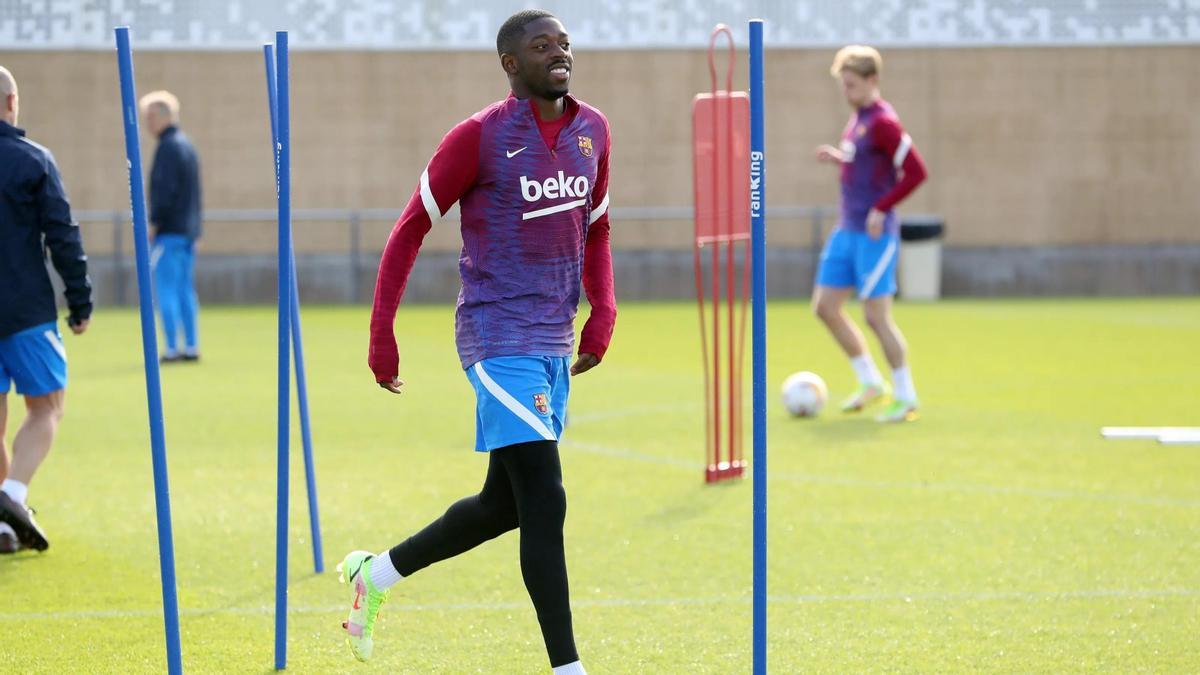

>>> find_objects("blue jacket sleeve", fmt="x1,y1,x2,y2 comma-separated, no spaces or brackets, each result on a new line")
38,153,92,323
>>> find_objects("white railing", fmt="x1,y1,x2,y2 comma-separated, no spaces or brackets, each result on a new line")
75,205,836,304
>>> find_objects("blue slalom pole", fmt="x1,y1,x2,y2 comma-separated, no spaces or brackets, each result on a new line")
263,45,278,158
263,44,325,576
114,26,184,675
748,18,768,675
273,30,292,672
290,240,324,574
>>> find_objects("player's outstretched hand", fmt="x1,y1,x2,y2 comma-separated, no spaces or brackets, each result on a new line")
570,353,600,376
815,144,843,164
68,318,90,335
378,376,405,394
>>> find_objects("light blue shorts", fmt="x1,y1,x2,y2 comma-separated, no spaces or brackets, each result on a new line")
0,322,68,397
815,228,899,299
464,356,570,452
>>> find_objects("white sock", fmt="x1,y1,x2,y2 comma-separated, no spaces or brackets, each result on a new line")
1,479,28,506
552,661,587,675
0,522,15,537
893,365,918,403
369,551,403,591
850,354,884,386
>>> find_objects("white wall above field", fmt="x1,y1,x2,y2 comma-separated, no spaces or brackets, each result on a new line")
2,0,1198,50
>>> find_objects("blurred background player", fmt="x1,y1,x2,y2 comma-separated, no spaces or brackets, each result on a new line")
813,45,927,423
338,10,614,675
0,65,92,553
140,90,202,363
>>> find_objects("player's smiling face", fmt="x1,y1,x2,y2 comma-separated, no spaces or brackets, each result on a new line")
515,17,572,100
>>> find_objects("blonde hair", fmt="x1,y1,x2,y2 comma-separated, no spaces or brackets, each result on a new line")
139,90,180,121
0,66,15,96
831,45,882,79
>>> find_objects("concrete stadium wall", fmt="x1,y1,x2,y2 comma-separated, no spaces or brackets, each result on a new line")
6,46,1199,301
9,45,1200,300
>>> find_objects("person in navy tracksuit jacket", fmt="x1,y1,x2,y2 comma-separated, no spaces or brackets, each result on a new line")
140,90,202,362
0,65,92,553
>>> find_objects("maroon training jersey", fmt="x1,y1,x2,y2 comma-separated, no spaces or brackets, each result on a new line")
369,94,616,378
837,99,927,235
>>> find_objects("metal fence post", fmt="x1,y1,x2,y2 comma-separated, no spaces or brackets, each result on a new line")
349,210,362,303
810,208,824,295
112,210,126,305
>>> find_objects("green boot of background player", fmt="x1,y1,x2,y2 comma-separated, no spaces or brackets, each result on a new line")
337,550,390,662
840,382,890,413
876,399,919,423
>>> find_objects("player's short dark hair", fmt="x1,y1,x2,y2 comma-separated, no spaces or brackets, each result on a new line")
496,10,557,56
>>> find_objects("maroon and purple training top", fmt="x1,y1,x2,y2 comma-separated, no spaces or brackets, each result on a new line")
838,98,927,235
369,93,616,379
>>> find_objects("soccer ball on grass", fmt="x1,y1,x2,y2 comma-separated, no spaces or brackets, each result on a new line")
781,371,828,417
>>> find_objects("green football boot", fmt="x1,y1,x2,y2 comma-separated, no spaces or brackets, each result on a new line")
840,382,890,413
876,399,919,423
337,550,390,662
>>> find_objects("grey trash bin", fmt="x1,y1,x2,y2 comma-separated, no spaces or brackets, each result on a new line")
898,217,945,301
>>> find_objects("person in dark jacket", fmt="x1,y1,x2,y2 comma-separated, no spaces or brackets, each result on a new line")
140,90,202,363
0,66,92,553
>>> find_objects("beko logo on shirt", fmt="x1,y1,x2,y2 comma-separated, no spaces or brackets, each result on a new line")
520,172,590,202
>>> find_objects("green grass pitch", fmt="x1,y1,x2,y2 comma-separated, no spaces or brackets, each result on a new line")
0,299,1197,673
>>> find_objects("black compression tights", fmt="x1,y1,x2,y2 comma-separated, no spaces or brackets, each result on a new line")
387,440,577,667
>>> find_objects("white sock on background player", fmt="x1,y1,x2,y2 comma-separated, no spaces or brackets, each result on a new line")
369,550,404,590
552,661,586,675
892,365,917,403
850,354,884,387
1,479,28,506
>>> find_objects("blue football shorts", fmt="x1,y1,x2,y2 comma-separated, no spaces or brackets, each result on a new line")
0,322,68,397
464,355,570,452
815,228,900,300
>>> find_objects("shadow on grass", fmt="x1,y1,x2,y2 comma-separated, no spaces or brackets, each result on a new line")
777,413,886,443
0,549,50,565
645,491,723,525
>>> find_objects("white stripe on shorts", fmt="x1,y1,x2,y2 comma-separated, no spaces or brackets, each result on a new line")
472,362,556,441
42,330,67,361
859,237,898,299
150,242,164,270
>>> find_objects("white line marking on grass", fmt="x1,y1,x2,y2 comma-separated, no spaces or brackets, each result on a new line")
2,588,1197,622
769,472,1200,509
767,587,1200,605
561,441,1200,507
1101,426,1200,440
566,403,694,426
1158,431,1200,445
562,440,699,468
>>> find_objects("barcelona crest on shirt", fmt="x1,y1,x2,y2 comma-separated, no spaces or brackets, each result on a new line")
577,135,593,158
533,393,549,415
